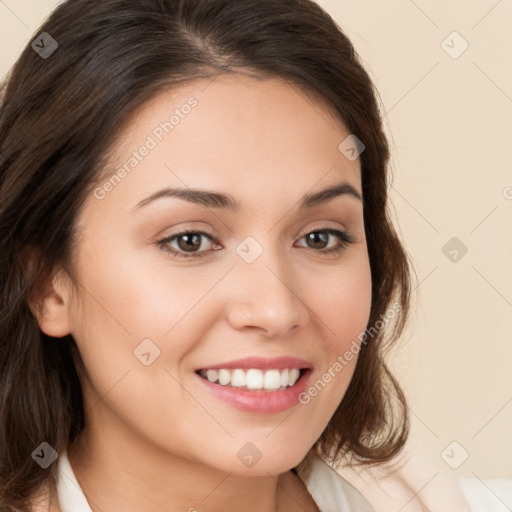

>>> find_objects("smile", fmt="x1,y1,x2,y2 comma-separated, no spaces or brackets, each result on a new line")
197,368,303,391
194,356,312,413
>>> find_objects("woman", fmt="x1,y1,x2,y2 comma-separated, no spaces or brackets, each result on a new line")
0,0,486,510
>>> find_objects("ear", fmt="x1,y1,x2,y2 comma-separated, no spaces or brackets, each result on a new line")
27,262,74,338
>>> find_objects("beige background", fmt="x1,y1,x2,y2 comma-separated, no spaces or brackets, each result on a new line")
1,0,511,480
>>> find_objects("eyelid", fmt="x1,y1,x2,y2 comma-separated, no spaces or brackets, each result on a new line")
156,225,355,259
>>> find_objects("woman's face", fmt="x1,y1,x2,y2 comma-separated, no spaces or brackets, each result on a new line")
55,75,372,476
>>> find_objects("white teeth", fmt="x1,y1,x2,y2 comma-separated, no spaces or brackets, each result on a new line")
246,369,263,389
218,369,231,386
263,369,282,390
288,368,300,386
280,368,289,387
206,369,218,383
231,369,246,387
199,368,304,390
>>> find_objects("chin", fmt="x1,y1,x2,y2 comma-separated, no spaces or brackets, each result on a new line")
201,439,313,478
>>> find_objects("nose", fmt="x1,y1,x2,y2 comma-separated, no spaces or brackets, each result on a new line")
225,252,310,338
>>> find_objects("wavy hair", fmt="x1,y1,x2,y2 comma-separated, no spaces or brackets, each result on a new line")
0,0,413,509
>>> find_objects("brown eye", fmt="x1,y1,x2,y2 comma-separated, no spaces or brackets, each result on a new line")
157,230,217,258
157,227,354,260
297,228,354,254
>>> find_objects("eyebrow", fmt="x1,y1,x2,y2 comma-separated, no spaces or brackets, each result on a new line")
131,180,362,213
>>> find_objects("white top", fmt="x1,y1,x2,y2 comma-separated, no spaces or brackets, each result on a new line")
55,451,91,511
458,477,512,512
55,450,375,511
56,450,512,511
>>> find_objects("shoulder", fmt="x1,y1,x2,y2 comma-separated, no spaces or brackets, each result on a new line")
458,477,512,511
332,446,512,512
331,448,471,512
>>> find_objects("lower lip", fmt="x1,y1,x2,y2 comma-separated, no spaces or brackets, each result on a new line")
194,370,312,413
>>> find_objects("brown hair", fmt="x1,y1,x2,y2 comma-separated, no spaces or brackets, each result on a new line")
0,0,413,509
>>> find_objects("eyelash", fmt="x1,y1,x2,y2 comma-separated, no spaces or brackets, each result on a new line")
157,228,355,259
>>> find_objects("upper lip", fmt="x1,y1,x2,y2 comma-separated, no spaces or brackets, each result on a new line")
196,356,313,371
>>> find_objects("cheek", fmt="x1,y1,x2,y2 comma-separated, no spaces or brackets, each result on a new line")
72,236,207,338
68,241,231,390
300,255,372,409
313,255,372,351
67,246,220,448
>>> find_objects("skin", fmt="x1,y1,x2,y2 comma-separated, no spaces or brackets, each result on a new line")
32,74,372,512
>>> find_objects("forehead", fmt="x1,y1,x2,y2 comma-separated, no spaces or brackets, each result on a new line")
115,73,344,142
93,74,361,215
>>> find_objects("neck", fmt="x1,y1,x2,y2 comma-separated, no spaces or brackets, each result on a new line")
66,419,316,512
